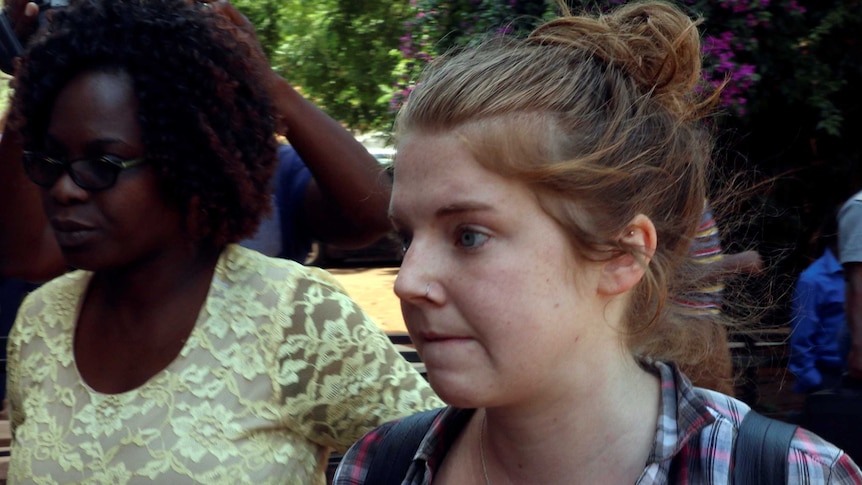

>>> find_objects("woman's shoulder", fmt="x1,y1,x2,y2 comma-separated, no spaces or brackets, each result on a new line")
10,270,89,346
693,386,750,426
32,269,89,292
333,418,403,484
18,270,89,313
694,387,861,482
334,407,452,484
786,427,861,481
218,244,347,295
212,245,387,355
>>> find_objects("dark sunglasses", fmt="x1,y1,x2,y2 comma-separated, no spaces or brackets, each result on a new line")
22,151,149,191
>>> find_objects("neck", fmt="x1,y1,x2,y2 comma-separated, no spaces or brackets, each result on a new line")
89,243,223,318
74,243,225,393
480,355,660,484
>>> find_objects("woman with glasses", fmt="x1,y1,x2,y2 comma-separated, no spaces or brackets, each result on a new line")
5,0,439,482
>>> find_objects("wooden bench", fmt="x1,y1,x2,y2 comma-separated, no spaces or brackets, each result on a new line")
729,327,791,367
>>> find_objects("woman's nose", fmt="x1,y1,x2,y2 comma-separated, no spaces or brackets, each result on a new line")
393,241,435,303
47,171,89,205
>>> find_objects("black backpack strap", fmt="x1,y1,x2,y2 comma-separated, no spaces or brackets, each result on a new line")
364,408,444,484
733,409,798,485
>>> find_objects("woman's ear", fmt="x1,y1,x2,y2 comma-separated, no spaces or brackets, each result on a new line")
597,214,657,296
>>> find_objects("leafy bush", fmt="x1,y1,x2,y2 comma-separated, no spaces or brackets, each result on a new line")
399,0,860,138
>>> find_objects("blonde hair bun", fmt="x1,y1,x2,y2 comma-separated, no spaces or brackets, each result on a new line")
530,1,704,119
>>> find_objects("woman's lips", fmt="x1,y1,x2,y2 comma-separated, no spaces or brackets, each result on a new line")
50,219,97,247
421,331,466,342
417,332,476,366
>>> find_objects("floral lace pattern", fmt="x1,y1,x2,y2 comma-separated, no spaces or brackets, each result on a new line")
7,245,441,484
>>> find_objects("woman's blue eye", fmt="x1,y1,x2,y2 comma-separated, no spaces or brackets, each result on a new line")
458,230,488,248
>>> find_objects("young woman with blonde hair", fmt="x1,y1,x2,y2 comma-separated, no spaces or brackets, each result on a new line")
335,1,861,483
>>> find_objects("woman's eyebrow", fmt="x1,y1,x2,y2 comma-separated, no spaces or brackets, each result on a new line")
436,201,494,218
42,134,132,152
390,200,493,218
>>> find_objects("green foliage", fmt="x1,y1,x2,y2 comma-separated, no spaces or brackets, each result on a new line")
230,0,860,240
233,0,290,59
400,0,860,139
679,0,860,138
768,2,860,137
394,0,551,109
234,0,411,132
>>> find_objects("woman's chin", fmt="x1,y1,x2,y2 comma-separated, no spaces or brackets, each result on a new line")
426,371,492,408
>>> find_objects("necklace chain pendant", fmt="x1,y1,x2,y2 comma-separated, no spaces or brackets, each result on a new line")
479,411,492,485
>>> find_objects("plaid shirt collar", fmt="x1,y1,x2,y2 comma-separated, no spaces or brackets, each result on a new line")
648,360,716,463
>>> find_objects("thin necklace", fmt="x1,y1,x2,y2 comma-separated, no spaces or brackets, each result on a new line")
479,411,492,485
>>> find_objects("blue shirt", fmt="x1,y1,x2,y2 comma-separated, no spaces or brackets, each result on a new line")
789,248,847,393
240,145,313,262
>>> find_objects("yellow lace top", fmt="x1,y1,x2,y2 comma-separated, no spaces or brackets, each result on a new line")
7,245,440,484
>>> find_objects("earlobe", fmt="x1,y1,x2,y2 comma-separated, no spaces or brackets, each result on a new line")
597,215,657,296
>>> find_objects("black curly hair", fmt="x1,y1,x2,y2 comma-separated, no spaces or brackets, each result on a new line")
10,0,277,246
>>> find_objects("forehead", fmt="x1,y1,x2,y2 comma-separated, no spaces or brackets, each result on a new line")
390,131,535,221
54,69,135,111
394,132,474,184
47,70,142,150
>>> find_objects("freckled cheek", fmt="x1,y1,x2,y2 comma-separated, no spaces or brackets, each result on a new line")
457,286,529,336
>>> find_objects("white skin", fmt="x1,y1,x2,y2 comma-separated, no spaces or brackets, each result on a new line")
391,130,662,484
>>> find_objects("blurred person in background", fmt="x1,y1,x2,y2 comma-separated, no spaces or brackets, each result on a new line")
789,209,848,393
839,190,862,380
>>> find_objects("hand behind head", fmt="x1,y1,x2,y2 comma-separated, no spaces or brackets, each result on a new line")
4,0,38,40
196,0,289,131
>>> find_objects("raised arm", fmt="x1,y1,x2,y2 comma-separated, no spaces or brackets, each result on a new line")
715,250,764,277
273,82,391,248
210,0,392,248
0,0,64,280
695,250,764,287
